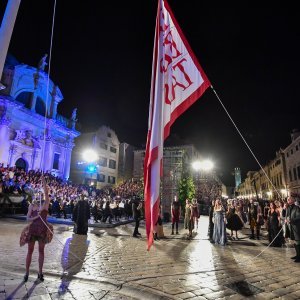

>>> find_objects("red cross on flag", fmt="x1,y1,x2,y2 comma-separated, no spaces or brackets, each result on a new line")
144,0,211,250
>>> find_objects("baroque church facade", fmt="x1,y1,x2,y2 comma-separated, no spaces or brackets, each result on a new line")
0,54,80,179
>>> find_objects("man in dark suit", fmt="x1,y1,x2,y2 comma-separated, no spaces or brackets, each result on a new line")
72,195,91,235
286,196,300,262
132,197,142,237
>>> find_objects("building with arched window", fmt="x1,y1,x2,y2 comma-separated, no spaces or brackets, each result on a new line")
0,54,80,179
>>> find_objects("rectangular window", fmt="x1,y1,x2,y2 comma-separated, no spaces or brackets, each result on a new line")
108,176,115,184
297,166,300,180
287,153,289,158
296,145,299,151
99,157,107,167
100,142,108,150
97,173,105,182
107,132,112,138
289,170,293,181
109,159,116,169
294,168,297,181
110,146,117,153
291,149,294,155
53,153,60,170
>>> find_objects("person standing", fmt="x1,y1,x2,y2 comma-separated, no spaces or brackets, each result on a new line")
208,199,215,242
132,197,142,237
171,196,181,235
20,177,53,282
286,196,300,262
268,201,283,247
191,199,199,230
212,199,227,246
226,202,243,239
248,199,263,239
72,195,90,235
184,199,193,239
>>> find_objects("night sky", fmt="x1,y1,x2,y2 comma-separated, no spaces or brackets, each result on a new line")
1,1,300,186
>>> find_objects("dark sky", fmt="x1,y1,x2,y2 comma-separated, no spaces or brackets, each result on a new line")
1,1,300,186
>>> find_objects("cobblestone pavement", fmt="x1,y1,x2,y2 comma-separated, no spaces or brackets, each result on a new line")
0,216,300,300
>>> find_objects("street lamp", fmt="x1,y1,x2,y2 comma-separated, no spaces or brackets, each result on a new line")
81,149,98,186
192,159,214,172
82,149,98,163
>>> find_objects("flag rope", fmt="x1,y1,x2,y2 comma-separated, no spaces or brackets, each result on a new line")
39,0,57,209
211,86,282,199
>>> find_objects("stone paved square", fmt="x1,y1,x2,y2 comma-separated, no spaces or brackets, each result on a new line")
0,216,299,299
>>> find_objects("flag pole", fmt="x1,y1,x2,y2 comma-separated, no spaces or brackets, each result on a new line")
0,0,22,90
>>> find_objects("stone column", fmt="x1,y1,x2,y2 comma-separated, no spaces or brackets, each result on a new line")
8,144,17,166
30,93,37,112
51,100,58,119
50,85,58,119
0,0,21,88
41,140,53,172
0,118,10,165
63,149,71,180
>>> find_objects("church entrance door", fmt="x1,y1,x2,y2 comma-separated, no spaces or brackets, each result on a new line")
15,158,28,171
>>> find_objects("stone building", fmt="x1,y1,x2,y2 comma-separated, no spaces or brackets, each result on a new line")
70,125,119,189
0,54,80,179
236,130,300,199
283,129,300,195
118,142,135,183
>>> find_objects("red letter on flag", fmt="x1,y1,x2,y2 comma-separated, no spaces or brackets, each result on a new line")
144,0,211,250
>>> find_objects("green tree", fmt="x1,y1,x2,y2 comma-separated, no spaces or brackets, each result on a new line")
178,175,195,211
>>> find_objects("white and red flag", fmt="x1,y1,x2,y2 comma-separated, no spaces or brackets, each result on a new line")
144,0,211,250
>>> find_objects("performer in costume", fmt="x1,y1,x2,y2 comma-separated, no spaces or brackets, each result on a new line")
268,201,283,247
72,195,91,235
171,196,181,235
208,199,215,242
248,199,263,239
212,199,227,246
20,176,53,282
184,199,194,239
226,202,243,239
286,196,300,262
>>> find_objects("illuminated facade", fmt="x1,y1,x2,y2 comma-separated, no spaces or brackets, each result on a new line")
0,54,80,179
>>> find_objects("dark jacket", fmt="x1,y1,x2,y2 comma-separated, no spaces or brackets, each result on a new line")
287,204,300,241
132,200,141,220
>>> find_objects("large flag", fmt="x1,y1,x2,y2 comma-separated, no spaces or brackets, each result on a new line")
144,0,211,250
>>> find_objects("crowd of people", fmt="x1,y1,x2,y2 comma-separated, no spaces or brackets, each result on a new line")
2,164,300,282
204,196,300,263
0,165,144,223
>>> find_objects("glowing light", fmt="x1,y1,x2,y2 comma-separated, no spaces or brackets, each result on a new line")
87,164,97,173
82,149,98,163
281,189,288,196
202,160,214,171
192,159,214,171
192,161,202,171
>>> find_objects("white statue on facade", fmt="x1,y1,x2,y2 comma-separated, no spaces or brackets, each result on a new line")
71,108,77,121
38,54,48,71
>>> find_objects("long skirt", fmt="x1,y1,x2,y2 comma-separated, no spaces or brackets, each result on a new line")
213,211,227,246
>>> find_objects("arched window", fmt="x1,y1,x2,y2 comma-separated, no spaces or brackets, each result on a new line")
15,92,32,109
